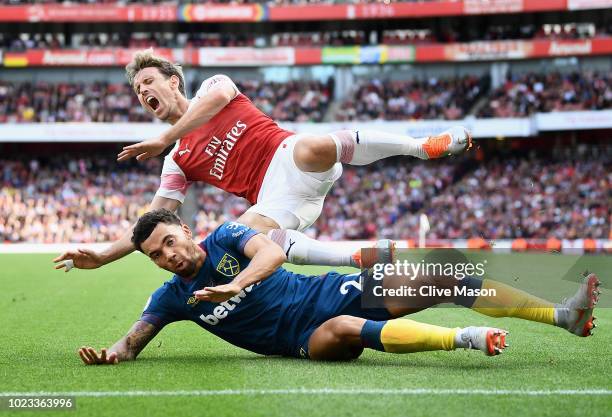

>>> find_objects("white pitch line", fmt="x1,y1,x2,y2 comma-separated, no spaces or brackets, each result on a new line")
1,388,611,397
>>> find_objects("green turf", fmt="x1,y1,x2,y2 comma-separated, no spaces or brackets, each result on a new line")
1,254,610,417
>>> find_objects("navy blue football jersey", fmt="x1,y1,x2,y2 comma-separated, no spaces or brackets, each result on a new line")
141,222,390,357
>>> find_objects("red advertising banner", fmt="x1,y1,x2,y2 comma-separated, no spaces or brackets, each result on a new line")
441,41,534,61
2,48,178,67
534,39,594,56
0,0,573,23
2,39,611,67
353,1,463,19
268,4,347,21
417,38,612,62
294,48,322,66
463,0,524,14
198,47,295,66
0,5,176,22
521,0,567,11
179,4,266,22
463,0,565,14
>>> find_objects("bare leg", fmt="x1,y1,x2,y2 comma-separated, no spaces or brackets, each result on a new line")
293,127,472,173
308,315,366,361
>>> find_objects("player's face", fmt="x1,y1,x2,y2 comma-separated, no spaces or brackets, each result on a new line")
140,222,203,278
133,67,180,122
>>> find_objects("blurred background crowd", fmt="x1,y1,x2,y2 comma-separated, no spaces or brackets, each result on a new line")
1,143,609,243
1,71,610,123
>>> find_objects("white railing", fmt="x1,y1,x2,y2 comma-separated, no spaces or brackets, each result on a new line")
1,110,611,142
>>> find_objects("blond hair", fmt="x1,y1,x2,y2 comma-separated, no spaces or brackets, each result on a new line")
125,49,186,96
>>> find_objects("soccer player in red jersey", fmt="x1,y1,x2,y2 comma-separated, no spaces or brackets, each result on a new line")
54,50,471,272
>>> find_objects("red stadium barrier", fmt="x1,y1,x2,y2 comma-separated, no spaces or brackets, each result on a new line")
511,239,528,252
416,38,612,62
3,38,612,67
1,0,610,23
0,4,177,22
546,238,562,252
2,48,182,67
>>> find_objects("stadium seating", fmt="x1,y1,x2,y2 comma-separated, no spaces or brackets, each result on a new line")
478,71,611,118
2,145,609,243
4,71,606,123
2,22,606,51
335,76,488,121
0,79,331,123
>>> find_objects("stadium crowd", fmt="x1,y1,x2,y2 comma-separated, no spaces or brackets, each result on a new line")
0,157,160,243
421,149,611,241
478,71,612,118
0,79,332,123
2,22,606,51
0,32,256,51
0,81,152,123
235,79,332,122
1,71,609,123
335,75,488,121
1,145,609,244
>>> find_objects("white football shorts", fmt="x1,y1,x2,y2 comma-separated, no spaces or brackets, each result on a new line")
246,133,342,232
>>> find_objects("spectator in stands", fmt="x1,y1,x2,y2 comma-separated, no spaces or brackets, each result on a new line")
335,76,487,121
479,71,611,118
1,145,609,243
0,79,333,123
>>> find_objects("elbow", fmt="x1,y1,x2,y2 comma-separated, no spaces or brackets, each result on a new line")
212,89,233,107
275,246,287,267
265,243,286,269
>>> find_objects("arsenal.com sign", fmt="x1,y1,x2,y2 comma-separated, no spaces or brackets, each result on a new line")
464,0,523,14
567,0,612,10
198,48,295,66
444,41,532,61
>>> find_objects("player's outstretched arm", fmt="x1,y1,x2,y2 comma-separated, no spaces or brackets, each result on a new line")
195,233,286,303
78,320,159,366
117,79,237,162
54,196,181,272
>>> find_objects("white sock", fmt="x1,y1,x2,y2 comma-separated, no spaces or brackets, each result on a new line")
267,229,355,267
330,130,429,165
453,328,470,349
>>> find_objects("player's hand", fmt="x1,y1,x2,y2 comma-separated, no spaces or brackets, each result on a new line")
78,347,118,365
53,249,105,272
193,283,243,303
117,137,168,162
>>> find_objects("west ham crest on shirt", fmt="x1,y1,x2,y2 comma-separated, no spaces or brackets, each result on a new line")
216,253,241,277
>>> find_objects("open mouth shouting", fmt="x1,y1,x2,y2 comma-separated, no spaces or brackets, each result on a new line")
146,95,160,113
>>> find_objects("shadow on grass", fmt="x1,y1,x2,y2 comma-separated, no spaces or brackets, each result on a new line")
134,353,522,371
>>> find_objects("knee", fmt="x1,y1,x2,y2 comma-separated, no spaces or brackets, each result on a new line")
294,135,336,172
310,316,364,361
328,316,365,355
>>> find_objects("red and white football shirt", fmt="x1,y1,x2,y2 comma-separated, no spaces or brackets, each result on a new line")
155,75,294,205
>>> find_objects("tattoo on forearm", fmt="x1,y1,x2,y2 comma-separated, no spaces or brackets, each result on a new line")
111,320,158,361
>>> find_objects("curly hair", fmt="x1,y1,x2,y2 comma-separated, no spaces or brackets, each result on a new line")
132,208,182,253
125,48,186,96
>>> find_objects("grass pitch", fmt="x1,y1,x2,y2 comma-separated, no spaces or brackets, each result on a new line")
0,253,610,417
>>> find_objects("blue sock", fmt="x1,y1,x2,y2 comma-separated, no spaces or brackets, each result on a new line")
454,277,484,308
360,320,387,351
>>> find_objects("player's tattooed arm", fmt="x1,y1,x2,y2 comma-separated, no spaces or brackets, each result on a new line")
77,320,160,365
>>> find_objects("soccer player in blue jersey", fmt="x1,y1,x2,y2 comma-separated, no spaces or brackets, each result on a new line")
76,209,600,365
